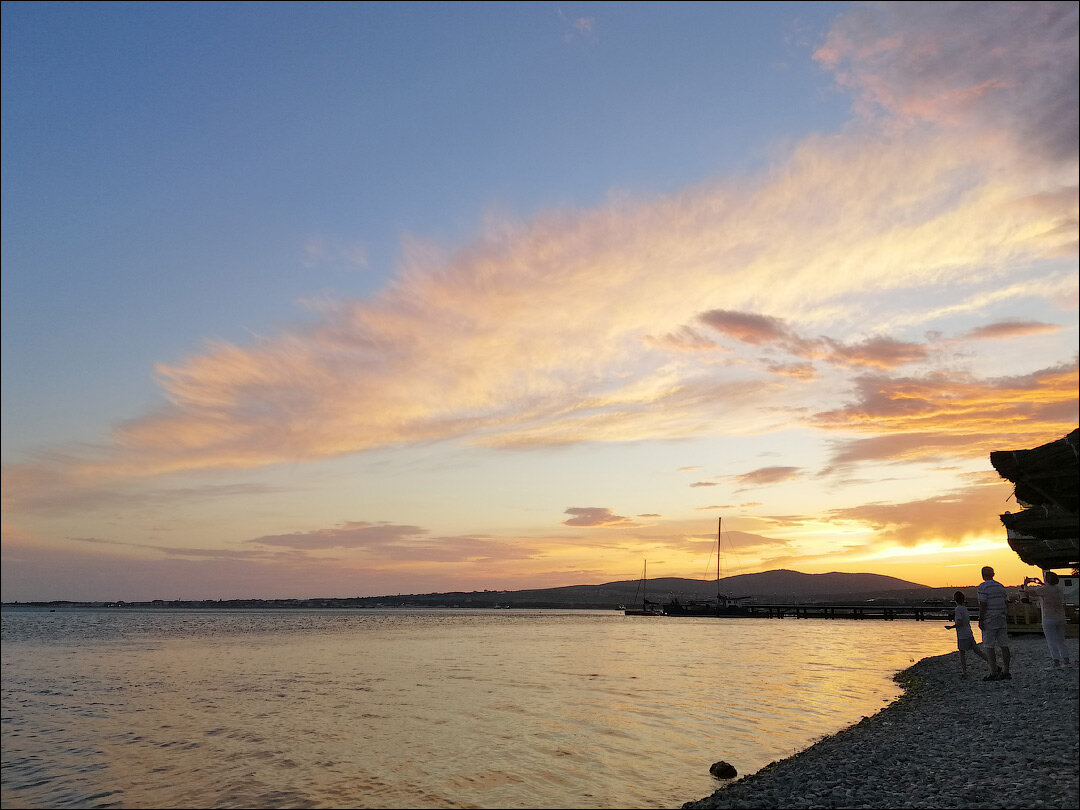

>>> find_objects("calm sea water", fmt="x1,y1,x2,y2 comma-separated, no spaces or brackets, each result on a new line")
1,608,957,809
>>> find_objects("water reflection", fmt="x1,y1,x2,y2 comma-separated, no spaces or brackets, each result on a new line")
1,609,955,809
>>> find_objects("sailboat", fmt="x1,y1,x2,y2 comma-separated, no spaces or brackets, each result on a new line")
663,517,747,616
624,560,663,616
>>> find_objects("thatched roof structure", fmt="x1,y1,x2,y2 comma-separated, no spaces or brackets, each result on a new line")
990,428,1079,570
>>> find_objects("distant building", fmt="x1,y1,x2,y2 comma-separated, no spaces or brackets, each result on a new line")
1054,573,1079,607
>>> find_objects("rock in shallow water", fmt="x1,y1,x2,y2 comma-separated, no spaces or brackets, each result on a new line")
709,761,738,779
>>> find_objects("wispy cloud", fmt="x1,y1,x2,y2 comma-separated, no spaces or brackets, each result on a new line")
0,471,290,518
816,359,1079,469
765,362,817,380
733,466,803,487
558,10,597,43
814,1,1078,165
6,134,1068,507
302,236,369,271
562,507,638,528
2,1,1075,537
643,325,723,353
69,535,276,561
826,479,1015,546
961,320,1062,341
245,521,543,564
699,310,793,346
249,521,428,550
820,336,929,369
698,308,931,370
572,17,594,35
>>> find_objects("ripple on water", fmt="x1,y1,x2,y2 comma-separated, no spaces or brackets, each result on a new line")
2,609,957,809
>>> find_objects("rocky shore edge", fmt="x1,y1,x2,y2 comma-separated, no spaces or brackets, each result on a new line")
682,634,1079,810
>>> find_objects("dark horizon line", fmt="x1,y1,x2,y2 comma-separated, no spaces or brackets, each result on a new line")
5,587,1001,609
7,567,1031,607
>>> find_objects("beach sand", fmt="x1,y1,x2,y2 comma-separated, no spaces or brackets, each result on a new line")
682,634,1079,810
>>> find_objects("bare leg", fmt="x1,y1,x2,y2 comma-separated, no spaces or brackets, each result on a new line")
958,650,968,677
972,645,989,663
986,647,1000,676
1001,645,1011,675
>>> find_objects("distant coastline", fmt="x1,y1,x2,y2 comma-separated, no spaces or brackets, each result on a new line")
1,596,563,610
1,568,995,612
11,578,1073,641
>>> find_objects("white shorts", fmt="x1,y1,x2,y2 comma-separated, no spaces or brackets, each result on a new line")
981,626,1009,648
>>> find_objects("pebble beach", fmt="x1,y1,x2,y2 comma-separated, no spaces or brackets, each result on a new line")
682,634,1079,810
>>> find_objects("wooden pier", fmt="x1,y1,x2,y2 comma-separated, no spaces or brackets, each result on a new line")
723,601,1078,635
742,603,955,621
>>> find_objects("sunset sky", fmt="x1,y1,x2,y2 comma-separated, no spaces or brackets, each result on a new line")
2,1,1077,602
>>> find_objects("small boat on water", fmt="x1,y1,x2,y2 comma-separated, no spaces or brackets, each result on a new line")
663,517,750,617
624,560,663,616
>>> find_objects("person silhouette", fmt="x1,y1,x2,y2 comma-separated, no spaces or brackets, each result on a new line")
944,590,988,678
977,565,1010,681
1022,572,1072,668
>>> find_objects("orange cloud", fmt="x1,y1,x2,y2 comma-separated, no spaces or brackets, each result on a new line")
816,360,1079,466
698,310,794,345
1,1,1075,523
962,320,1062,341
825,479,1015,547
819,336,928,369
765,362,817,380
15,129,1064,487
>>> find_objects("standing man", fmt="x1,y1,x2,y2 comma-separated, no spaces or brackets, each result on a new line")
977,565,1011,681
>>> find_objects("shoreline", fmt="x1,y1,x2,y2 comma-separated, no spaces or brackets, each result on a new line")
681,634,1079,810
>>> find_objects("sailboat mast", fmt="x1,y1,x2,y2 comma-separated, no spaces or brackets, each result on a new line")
716,517,721,600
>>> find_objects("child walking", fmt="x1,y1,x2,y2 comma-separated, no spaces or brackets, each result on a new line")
945,591,987,678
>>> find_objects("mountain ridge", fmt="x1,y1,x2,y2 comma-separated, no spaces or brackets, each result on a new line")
456,569,933,608
6,570,985,609
321,569,951,609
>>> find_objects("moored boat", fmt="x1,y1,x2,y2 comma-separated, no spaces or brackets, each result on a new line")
624,560,664,616
663,517,750,617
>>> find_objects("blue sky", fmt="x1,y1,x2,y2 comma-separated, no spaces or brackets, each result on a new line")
3,2,850,452
2,2,1076,601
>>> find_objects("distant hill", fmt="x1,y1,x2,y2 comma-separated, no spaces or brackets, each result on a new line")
350,569,935,609
7,570,974,611
675,569,929,602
